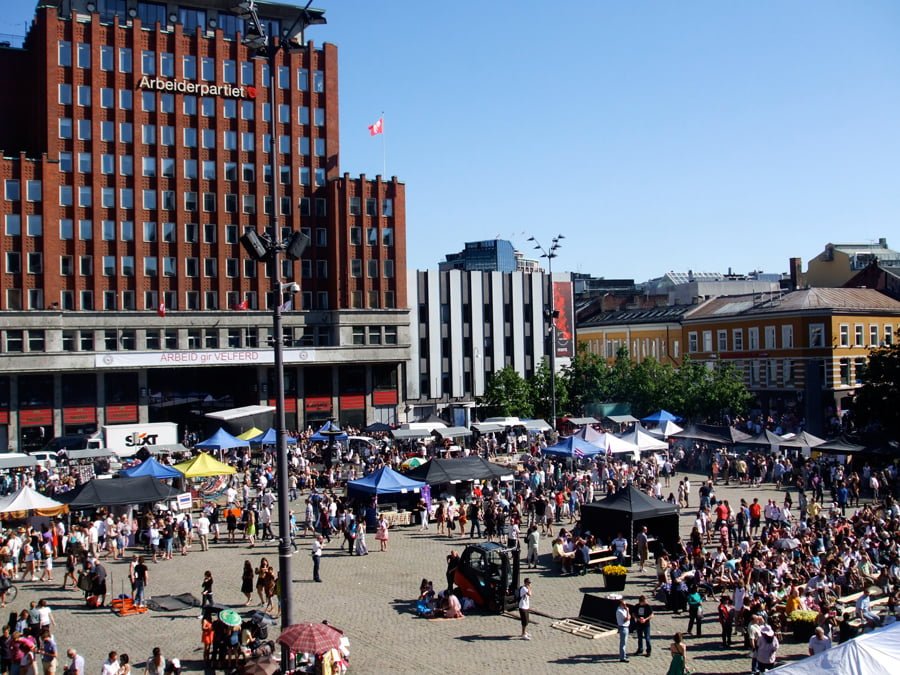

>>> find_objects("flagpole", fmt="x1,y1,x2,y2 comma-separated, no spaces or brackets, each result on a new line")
381,110,386,178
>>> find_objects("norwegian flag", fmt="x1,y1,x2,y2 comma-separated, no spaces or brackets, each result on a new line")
157,302,166,318
368,116,384,136
574,447,585,459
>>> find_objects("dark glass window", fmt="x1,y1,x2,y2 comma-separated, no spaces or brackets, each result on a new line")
138,2,166,28
97,0,127,24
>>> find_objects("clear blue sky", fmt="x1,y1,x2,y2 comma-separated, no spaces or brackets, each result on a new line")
5,1,900,282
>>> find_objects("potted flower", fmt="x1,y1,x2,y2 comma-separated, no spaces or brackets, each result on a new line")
602,564,628,592
787,609,818,642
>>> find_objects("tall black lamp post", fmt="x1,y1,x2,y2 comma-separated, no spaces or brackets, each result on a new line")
528,234,565,430
234,0,325,659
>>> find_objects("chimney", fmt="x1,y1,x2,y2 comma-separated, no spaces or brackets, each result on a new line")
789,257,802,290
879,237,887,247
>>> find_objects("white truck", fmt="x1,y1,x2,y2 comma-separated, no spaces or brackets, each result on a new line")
85,422,179,455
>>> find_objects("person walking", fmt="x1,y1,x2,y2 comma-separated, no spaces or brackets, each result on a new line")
132,556,149,609
717,595,734,647
525,525,540,568
375,515,389,552
254,559,270,606
354,520,368,556
240,561,254,606
616,599,631,662
517,578,532,640
311,535,323,582
633,594,653,657
635,525,649,572
666,633,687,675
686,586,703,637
200,571,213,609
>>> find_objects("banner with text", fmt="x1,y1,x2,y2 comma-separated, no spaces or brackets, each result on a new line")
95,349,316,369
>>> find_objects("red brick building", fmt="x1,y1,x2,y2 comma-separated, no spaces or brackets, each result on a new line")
0,0,409,451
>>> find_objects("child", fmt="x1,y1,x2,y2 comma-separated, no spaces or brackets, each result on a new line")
200,571,213,608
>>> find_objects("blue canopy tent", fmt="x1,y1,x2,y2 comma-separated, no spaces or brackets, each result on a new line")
249,428,298,446
346,466,426,496
641,409,681,424
541,436,604,459
195,427,250,451
120,456,182,479
310,420,348,443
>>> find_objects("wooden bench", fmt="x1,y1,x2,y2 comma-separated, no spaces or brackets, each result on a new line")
580,549,617,574
840,595,889,617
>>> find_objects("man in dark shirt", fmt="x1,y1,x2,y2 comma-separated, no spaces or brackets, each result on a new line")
633,594,654,657
132,557,148,608
90,561,108,607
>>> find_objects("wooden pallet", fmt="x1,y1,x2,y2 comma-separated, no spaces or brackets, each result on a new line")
551,618,617,639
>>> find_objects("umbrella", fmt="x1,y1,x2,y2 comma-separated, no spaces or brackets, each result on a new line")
401,457,424,469
774,537,801,551
278,622,343,655
219,609,242,627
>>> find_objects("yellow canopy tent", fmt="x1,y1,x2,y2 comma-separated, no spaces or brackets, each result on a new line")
173,452,237,478
237,427,264,441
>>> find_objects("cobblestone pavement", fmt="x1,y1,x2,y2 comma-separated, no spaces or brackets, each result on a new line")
13,473,826,674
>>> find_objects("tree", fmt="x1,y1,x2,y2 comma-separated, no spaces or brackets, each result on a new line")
480,366,533,418
528,358,569,421
560,345,610,415
853,343,900,438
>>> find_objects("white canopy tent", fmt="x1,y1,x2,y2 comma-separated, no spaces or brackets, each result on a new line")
772,621,900,675
645,420,684,439
0,485,68,515
617,427,669,452
594,432,641,456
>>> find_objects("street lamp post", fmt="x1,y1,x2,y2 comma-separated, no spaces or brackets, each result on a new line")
234,0,325,661
528,234,565,431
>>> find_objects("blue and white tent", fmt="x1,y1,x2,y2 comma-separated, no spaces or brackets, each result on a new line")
347,466,426,496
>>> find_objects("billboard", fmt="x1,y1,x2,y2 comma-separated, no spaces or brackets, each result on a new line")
552,280,575,358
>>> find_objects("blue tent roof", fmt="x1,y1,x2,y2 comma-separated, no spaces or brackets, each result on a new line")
347,466,426,496
195,427,250,450
640,409,681,423
249,428,298,446
310,420,348,443
120,456,182,479
541,436,603,458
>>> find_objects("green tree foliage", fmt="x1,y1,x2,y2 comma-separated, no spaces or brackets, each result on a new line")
853,343,900,438
559,349,750,423
480,366,533,418
529,359,569,421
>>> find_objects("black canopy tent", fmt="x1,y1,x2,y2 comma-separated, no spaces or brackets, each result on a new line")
672,424,751,445
579,485,679,562
403,457,512,485
813,436,867,454
57,475,181,508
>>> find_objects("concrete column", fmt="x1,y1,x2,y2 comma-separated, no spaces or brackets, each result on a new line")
96,372,106,426
364,365,373,426
52,373,63,437
137,370,149,423
9,375,19,451
331,365,340,421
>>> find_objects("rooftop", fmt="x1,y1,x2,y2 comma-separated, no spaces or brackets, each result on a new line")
579,304,693,328
685,288,900,321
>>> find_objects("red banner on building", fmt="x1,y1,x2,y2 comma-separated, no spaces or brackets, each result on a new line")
305,396,332,413
106,405,138,423
339,394,365,410
64,407,97,425
19,408,52,426
552,280,575,358
373,389,398,406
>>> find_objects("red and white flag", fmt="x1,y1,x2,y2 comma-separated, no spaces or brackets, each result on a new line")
234,299,249,311
368,116,383,136
157,302,166,318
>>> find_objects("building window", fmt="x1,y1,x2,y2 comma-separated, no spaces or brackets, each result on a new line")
383,260,394,278
77,43,91,68
701,330,712,352
885,325,893,346
854,357,866,384
181,8,207,33
352,327,365,345
839,324,849,347
100,45,113,71
869,324,879,346
687,332,698,353
119,47,132,73
59,41,72,67
839,358,851,386
5,215,20,236
854,324,864,347
27,215,42,236
748,327,759,350
809,324,825,348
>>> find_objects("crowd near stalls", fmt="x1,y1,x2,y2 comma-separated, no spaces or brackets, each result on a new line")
0,409,896,672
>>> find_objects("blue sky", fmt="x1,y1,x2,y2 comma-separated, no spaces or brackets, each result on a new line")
5,1,900,282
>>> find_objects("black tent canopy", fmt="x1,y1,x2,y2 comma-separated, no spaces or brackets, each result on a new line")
813,436,868,454
672,424,751,445
579,485,680,562
57,476,181,508
403,457,512,485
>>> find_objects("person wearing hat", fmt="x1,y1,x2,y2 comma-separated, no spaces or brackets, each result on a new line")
755,624,779,672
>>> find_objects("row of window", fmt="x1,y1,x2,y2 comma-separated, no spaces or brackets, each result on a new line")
57,117,328,158
4,288,338,312
59,86,326,128
59,42,325,93
688,323,894,353
1,323,338,354
351,326,399,346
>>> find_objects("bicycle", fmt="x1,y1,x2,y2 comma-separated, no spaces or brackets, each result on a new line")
1,581,18,603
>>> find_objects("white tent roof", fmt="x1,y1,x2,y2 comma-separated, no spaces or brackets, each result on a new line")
645,420,684,439
0,485,67,514
594,432,640,455
617,427,669,452
772,621,900,675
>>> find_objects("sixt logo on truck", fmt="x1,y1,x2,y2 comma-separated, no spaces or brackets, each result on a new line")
125,432,161,447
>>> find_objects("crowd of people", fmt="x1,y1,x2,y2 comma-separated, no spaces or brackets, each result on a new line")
0,415,895,673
